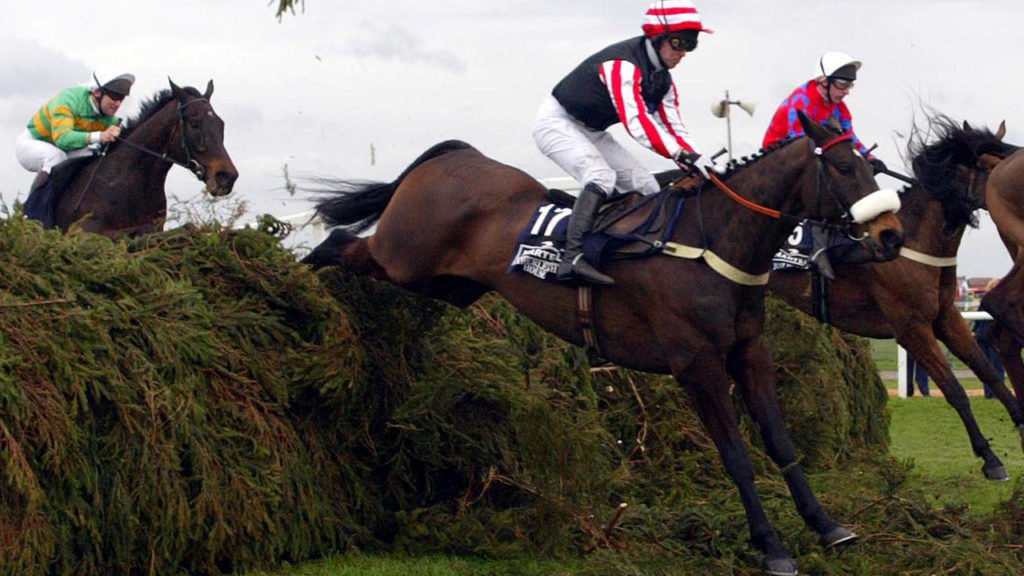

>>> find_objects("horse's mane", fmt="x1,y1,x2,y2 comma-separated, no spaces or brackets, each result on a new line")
120,86,204,137
907,112,1018,231
716,136,803,179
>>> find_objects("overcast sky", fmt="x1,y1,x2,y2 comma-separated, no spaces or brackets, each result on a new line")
0,0,1017,277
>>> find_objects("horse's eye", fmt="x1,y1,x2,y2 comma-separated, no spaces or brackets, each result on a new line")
835,162,853,175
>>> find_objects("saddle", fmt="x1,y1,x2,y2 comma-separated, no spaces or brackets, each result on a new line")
509,180,699,282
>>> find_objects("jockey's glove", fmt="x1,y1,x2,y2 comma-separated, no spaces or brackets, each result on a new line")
869,157,888,175
673,150,717,180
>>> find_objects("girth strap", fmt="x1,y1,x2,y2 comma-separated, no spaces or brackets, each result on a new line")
577,286,604,358
662,242,770,286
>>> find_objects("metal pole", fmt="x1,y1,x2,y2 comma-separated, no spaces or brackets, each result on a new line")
724,90,733,162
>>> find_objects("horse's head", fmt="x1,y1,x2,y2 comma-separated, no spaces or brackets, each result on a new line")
796,111,903,261
169,79,238,197
910,115,1020,232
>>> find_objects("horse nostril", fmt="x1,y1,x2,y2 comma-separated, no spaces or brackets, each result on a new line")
216,170,238,189
881,229,904,251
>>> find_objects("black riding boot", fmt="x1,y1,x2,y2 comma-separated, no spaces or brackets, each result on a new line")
23,171,57,227
557,183,615,285
29,170,49,193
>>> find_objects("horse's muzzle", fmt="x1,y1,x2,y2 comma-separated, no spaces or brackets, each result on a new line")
857,211,904,262
205,160,239,197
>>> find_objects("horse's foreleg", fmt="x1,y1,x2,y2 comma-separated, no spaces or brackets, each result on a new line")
675,350,798,576
898,329,1008,480
727,338,855,549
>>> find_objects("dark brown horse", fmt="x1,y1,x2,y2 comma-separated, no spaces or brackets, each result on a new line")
769,116,1024,479
979,132,1024,434
46,79,237,237
302,112,903,575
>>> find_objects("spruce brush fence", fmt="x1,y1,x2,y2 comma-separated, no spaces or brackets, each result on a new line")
0,215,900,575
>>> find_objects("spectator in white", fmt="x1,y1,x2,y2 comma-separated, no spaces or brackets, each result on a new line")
532,0,714,285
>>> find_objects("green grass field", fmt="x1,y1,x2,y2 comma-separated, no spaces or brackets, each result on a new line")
246,556,577,576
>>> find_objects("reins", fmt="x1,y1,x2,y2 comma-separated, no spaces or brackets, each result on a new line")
70,98,208,214
115,97,209,180
704,132,855,230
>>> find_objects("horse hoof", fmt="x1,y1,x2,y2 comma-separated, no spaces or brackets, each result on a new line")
983,465,1010,481
763,556,798,576
820,526,858,548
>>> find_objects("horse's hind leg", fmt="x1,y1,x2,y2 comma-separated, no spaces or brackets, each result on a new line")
898,329,1008,480
989,323,1024,453
303,228,387,278
727,337,855,549
675,350,799,576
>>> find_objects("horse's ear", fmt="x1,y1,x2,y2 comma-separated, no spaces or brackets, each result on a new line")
796,110,827,144
824,115,843,134
204,80,214,99
996,120,1006,141
168,77,186,102
963,120,972,131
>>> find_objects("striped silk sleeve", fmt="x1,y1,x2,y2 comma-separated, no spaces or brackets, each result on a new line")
599,59,698,158
48,103,91,150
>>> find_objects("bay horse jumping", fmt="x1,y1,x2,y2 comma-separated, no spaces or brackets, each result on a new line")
42,79,237,237
980,132,1024,436
769,115,1024,478
302,112,904,576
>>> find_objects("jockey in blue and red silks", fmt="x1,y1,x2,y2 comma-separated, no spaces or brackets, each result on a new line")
763,51,886,174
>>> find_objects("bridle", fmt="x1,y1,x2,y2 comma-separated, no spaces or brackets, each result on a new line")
114,97,210,181
72,97,210,213
706,132,867,234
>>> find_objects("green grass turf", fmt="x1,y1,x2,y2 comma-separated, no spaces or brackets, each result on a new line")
887,395,1020,515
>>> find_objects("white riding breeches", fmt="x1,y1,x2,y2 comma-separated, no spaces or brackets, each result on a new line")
15,129,93,174
532,95,660,196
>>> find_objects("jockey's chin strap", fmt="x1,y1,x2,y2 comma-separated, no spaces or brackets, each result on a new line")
113,98,209,181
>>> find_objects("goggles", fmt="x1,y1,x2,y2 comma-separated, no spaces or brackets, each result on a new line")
102,90,127,102
666,34,698,52
831,78,855,91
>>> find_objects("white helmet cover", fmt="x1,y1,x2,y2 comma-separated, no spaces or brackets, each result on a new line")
815,51,862,81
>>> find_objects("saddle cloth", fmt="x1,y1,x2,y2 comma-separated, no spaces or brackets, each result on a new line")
772,222,863,274
508,202,608,281
508,189,686,282
22,155,95,228
772,223,817,272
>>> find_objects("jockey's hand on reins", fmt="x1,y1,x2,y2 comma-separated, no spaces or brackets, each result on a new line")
673,149,719,180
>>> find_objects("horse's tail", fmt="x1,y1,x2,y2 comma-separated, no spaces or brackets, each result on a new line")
313,139,475,233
